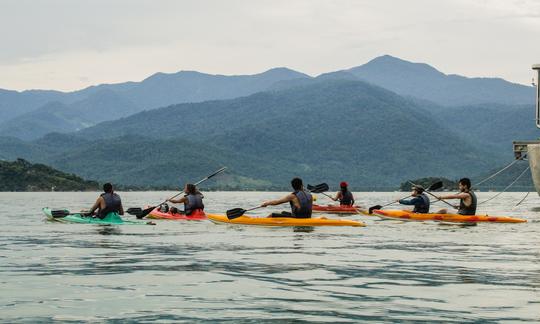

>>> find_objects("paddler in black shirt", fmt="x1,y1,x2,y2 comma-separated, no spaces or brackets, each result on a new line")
332,181,355,206
261,177,313,218
88,183,124,219
435,178,477,215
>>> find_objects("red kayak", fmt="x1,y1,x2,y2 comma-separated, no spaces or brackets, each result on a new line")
312,204,363,214
146,207,207,220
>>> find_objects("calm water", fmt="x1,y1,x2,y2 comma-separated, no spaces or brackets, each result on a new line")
1,191,539,322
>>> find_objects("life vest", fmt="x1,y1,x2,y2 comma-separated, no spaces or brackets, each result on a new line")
458,191,477,215
413,193,430,213
184,193,204,215
340,190,354,206
99,192,122,219
290,190,312,218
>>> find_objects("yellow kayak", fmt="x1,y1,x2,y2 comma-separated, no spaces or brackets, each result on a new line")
207,214,365,227
373,209,526,223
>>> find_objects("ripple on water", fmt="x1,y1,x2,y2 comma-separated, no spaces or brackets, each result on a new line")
1,191,539,322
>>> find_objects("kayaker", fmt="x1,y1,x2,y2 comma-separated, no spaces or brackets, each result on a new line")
167,183,204,216
261,177,313,218
332,181,355,206
436,178,477,215
88,183,124,219
396,185,430,213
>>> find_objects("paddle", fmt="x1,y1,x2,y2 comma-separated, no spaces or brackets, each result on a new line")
227,183,329,220
306,183,329,193
226,206,264,219
407,180,457,209
308,183,360,206
367,181,443,214
50,209,92,218
308,188,334,200
126,207,143,217
132,167,227,219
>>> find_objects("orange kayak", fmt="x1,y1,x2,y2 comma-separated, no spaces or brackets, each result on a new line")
312,204,364,214
146,207,206,220
207,214,365,227
373,209,526,223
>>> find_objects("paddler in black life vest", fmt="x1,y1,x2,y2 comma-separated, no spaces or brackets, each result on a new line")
88,183,124,219
261,177,313,218
167,183,204,216
332,181,355,206
397,185,430,213
436,178,477,215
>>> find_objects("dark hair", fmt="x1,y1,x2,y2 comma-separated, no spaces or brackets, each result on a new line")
185,183,197,195
291,177,303,191
413,186,424,194
103,183,113,193
459,178,472,189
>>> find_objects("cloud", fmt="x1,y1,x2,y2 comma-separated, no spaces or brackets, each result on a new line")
0,0,539,90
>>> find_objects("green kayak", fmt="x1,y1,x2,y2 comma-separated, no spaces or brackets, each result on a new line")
42,207,155,225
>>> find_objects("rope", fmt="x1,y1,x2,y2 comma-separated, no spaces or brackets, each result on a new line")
478,166,531,205
514,191,531,207
475,158,522,187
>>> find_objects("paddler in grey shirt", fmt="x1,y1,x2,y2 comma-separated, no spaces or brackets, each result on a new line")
88,183,124,219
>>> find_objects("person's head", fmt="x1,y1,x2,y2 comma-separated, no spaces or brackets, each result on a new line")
291,177,303,191
184,183,197,195
411,185,424,196
458,178,472,192
340,181,348,192
103,183,113,193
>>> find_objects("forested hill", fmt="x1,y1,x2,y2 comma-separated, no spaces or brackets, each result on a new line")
0,79,508,189
0,158,99,191
0,55,534,141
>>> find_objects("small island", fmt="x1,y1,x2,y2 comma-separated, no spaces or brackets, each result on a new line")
0,158,99,191
399,177,456,192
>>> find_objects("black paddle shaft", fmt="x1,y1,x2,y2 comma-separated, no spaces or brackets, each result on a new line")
135,167,227,219
226,206,263,219
368,181,444,214
407,181,456,208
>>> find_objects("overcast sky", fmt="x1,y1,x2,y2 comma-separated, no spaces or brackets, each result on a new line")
1,0,539,91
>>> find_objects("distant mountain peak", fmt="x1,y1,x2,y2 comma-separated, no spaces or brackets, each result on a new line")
258,67,310,78
347,55,533,106
357,54,443,75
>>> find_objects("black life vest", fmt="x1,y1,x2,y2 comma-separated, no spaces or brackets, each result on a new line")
413,193,430,213
290,190,312,218
99,192,122,219
184,193,204,215
340,190,354,206
458,191,477,215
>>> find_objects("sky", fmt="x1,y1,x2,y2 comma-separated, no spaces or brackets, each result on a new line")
1,0,539,91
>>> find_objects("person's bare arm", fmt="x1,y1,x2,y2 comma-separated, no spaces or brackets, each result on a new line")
438,193,469,200
89,197,103,214
261,193,295,207
119,201,124,215
332,192,341,201
168,196,187,204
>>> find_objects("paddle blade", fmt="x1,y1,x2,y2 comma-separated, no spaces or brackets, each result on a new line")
126,207,143,216
368,205,382,215
136,206,156,219
307,183,329,193
428,181,443,191
50,209,70,218
226,208,246,220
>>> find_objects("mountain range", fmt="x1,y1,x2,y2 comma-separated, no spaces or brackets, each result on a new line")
0,55,537,190
0,55,534,140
